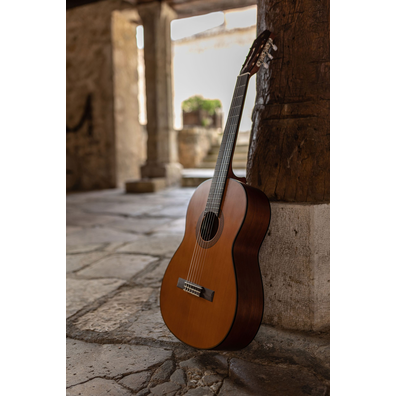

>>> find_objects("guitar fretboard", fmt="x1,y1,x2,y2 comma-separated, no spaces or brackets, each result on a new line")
205,73,250,215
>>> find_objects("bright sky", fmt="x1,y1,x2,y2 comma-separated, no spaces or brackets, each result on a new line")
136,6,258,132
136,6,257,48
171,12,225,41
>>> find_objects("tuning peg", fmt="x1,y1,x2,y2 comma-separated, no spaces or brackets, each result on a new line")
272,43,278,51
262,62,269,69
267,53,273,60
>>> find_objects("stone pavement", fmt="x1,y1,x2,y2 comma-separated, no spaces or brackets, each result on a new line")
66,187,329,396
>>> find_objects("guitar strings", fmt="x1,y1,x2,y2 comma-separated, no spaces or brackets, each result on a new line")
192,75,247,285
190,76,243,284
192,74,249,285
196,76,248,285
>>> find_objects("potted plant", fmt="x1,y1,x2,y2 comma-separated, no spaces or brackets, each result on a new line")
182,95,222,128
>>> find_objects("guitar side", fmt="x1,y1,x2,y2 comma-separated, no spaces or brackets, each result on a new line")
215,181,270,350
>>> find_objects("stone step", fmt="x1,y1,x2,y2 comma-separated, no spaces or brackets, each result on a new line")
181,176,210,187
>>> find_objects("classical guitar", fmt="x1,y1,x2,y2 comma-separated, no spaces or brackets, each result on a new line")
160,30,277,350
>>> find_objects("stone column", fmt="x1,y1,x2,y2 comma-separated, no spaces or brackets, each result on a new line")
248,0,330,202
249,0,330,331
126,1,182,192
67,1,144,191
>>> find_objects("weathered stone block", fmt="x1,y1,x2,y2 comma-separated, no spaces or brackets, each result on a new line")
66,278,125,318
75,287,153,332
127,308,179,343
178,127,220,168
151,360,176,382
67,378,131,396
227,358,328,396
170,369,187,386
66,227,141,246
66,251,110,273
118,233,183,257
76,253,157,280
66,339,172,387
260,202,330,331
125,178,167,193
119,371,151,392
149,381,180,395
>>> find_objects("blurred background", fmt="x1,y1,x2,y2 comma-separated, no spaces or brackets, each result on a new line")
66,1,258,192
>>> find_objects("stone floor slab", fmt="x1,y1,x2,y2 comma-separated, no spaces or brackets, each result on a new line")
66,243,104,254
149,381,180,395
66,225,83,235
184,386,213,396
75,287,153,332
179,355,228,376
128,308,179,343
118,233,183,257
79,201,164,217
67,378,131,396
67,227,141,246
119,371,151,392
66,339,172,387
133,259,170,287
105,217,174,234
66,278,125,318
151,218,186,234
66,251,110,273
76,254,158,280
66,211,118,227
218,379,251,396
170,369,186,386
229,358,328,396
148,205,188,218
151,360,175,382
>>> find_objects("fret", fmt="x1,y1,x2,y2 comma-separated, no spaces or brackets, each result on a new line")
205,73,250,215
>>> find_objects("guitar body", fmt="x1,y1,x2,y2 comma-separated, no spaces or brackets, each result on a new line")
160,177,270,350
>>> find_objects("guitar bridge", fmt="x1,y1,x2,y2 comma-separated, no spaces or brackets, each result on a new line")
184,281,202,297
177,278,215,302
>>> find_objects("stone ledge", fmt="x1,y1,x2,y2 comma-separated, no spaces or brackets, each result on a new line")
125,178,167,193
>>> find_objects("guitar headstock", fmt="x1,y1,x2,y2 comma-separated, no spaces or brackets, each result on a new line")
240,30,277,76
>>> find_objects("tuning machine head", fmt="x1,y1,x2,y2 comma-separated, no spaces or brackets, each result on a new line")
240,30,277,76
268,38,278,51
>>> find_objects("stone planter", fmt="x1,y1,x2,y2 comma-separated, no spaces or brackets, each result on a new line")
178,127,221,168
182,110,222,129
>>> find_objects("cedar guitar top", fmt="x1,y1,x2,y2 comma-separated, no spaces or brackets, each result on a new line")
160,30,276,350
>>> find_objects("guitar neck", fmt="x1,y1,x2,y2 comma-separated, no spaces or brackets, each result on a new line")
205,72,251,215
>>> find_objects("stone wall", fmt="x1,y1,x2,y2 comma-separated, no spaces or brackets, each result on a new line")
66,0,144,191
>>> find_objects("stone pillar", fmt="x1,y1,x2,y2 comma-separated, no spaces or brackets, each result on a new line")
126,1,182,192
249,0,330,331
112,10,146,187
67,1,144,191
248,0,330,202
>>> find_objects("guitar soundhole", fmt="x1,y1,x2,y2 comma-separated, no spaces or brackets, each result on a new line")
200,212,219,241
